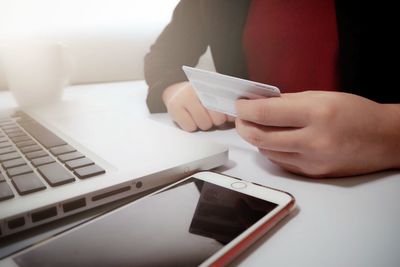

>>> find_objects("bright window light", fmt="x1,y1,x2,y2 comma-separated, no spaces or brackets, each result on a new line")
0,0,179,35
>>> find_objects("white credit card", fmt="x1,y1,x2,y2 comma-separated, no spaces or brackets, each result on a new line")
182,66,280,117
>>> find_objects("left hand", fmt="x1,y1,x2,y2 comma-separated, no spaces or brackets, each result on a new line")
235,91,400,178
163,82,235,132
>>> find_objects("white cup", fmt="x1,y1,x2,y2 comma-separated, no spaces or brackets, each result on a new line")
0,40,70,107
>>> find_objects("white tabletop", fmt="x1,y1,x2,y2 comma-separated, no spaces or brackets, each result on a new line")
1,81,400,266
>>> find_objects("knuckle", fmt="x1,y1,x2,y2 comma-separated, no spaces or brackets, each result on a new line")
246,128,265,147
214,120,225,127
166,100,181,113
177,119,197,132
210,113,226,126
215,116,227,126
307,137,335,154
183,124,197,132
254,103,269,123
285,138,302,152
198,120,213,131
313,103,336,121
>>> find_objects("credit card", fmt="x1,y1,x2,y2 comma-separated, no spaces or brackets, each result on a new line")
182,66,280,117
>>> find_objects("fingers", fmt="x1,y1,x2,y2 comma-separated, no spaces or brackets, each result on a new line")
185,98,214,130
259,148,316,176
269,159,305,176
236,119,304,152
164,82,237,131
208,110,228,126
165,83,233,131
227,115,236,122
164,84,203,131
163,82,189,107
235,94,310,127
259,148,302,167
168,105,197,132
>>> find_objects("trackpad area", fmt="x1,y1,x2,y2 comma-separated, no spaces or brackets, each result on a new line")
27,105,218,175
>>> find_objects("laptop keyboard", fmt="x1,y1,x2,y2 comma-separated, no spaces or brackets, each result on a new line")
0,111,105,201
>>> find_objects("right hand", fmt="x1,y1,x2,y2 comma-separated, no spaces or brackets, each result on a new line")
162,82,234,132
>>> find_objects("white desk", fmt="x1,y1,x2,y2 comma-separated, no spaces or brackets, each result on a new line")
1,81,400,266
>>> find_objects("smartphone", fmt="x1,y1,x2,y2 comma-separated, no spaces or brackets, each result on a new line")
9,171,295,267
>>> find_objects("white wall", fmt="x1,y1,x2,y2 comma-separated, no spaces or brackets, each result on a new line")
0,0,215,90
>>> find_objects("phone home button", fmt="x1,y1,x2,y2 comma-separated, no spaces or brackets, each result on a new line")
231,181,247,189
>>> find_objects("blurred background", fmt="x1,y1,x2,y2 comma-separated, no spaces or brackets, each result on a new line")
0,0,214,90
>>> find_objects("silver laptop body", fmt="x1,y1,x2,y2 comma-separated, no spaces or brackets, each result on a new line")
0,102,228,238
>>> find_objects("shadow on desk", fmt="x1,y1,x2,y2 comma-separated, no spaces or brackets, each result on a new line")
254,153,397,188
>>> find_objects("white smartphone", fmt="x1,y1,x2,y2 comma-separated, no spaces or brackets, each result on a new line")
8,171,295,267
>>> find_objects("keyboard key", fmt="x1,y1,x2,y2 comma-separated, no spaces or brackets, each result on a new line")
74,164,105,179
25,150,48,160
0,146,16,155
50,145,76,156
11,173,46,195
15,140,36,148
37,163,75,186
0,128,15,133
0,182,14,201
0,141,12,149
0,125,14,130
14,112,34,123
20,145,42,154
7,132,26,138
2,158,27,169
12,111,28,118
0,173,5,182
0,124,17,130
7,165,33,177
65,158,94,170
0,119,12,125
3,128,21,134
19,122,67,149
11,135,31,143
58,151,84,162
31,156,55,167
0,152,21,162
16,115,34,122
17,118,35,124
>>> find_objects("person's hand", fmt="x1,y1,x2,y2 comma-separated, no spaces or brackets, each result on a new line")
163,82,234,132
235,91,400,178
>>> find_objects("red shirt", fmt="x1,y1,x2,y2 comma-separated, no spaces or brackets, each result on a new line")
243,0,340,93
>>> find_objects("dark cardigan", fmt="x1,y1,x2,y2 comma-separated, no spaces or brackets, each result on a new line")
144,0,398,113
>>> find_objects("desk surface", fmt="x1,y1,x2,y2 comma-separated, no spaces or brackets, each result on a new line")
1,81,400,266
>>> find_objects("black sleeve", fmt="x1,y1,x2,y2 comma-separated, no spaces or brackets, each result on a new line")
144,0,208,113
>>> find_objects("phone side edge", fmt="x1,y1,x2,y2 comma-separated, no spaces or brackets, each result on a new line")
207,196,296,267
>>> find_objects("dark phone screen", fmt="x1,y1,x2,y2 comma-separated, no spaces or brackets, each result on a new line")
14,178,277,267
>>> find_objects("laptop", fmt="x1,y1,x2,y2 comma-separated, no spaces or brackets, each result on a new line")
0,101,228,238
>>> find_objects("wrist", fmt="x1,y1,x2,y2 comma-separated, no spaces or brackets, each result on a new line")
381,104,400,169
162,82,188,106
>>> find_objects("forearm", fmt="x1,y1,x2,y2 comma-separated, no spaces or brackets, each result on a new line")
144,0,208,113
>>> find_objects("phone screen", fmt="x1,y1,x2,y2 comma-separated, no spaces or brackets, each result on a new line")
14,177,278,267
